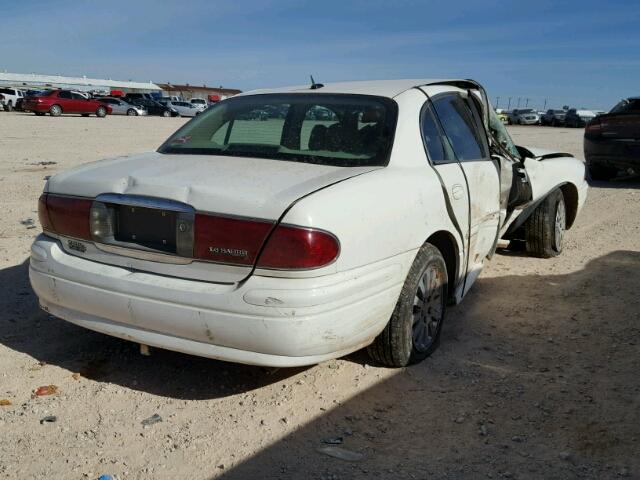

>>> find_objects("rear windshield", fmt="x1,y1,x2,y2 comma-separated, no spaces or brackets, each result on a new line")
158,94,398,167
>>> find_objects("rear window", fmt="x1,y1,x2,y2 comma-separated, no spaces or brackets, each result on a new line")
159,94,398,167
610,99,640,114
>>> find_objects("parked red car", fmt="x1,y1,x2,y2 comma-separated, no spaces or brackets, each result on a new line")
22,90,112,117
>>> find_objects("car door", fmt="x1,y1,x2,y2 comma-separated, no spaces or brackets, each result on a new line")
431,92,501,292
71,92,90,113
57,90,74,112
419,100,470,298
112,99,125,115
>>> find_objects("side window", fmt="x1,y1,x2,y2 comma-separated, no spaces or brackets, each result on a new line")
71,92,85,100
432,94,486,161
420,103,449,163
58,91,72,99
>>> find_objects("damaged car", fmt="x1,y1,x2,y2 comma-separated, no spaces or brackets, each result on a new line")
30,79,588,368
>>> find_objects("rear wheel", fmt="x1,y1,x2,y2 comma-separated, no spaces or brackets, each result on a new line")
525,189,566,258
49,105,62,117
588,163,617,181
96,106,107,118
5,101,13,112
368,243,447,367
127,108,138,116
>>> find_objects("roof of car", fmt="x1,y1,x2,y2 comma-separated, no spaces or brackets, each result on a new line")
239,79,474,99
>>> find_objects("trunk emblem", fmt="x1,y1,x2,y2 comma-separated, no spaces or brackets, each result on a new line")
67,239,87,253
209,247,248,258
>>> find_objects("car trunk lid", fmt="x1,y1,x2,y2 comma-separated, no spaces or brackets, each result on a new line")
45,152,380,283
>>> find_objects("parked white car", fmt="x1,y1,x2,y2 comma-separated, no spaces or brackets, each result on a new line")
160,100,202,117
30,79,588,368
190,98,208,110
0,87,25,111
508,108,540,125
96,97,147,116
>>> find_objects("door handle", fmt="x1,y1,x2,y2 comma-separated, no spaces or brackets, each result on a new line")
451,184,465,200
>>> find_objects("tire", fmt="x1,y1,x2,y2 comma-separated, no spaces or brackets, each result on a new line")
127,109,138,116
368,243,448,367
524,189,566,258
49,104,62,117
588,163,617,181
96,107,107,118
5,101,13,112
162,110,171,117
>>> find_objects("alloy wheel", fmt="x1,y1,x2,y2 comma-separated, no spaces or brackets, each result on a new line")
412,263,445,353
554,197,566,251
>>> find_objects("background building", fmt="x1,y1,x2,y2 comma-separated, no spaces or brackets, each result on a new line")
156,83,241,102
0,72,161,96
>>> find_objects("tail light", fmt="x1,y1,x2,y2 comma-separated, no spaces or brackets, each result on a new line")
257,225,340,270
193,213,339,270
585,118,602,136
39,195,340,270
38,193,92,240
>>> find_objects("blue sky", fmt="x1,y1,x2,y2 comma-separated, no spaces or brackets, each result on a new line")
2,0,639,109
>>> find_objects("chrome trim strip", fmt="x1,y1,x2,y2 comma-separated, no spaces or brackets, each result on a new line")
94,242,194,264
95,193,194,213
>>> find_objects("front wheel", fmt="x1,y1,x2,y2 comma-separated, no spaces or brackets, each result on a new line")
96,107,107,118
525,189,566,258
162,110,171,117
127,109,138,116
368,243,447,367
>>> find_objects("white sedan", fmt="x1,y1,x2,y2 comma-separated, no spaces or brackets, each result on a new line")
161,100,202,117
30,79,588,367
96,97,147,116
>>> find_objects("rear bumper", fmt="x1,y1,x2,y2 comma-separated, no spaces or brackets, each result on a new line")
29,235,408,367
24,103,48,112
584,137,640,171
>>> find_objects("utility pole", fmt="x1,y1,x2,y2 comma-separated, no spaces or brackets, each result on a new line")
507,97,512,110
543,98,547,110
525,98,529,107
495,96,500,109
517,97,521,108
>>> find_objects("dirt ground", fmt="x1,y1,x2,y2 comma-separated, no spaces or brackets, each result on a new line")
0,112,638,480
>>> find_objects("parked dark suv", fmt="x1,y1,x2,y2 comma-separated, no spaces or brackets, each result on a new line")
584,97,640,180
540,109,567,126
127,97,179,117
